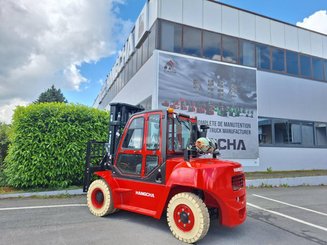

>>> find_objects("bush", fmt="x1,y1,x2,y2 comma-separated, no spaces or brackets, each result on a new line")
4,103,109,188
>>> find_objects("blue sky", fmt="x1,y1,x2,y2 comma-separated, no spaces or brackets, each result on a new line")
219,0,327,24
64,0,147,106
0,0,326,123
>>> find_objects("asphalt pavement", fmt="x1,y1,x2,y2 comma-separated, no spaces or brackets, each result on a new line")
0,186,326,245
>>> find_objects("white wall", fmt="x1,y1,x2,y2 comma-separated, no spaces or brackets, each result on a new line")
157,0,327,59
245,147,327,171
239,11,255,41
257,71,327,122
111,55,157,106
203,0,221,33
148,0,158,28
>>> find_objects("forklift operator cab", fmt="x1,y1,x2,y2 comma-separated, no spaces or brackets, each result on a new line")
116,111,163,178
114,108,194,179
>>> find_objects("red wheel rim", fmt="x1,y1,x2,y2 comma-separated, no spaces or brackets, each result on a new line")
173,204,195,231
91,188,104,209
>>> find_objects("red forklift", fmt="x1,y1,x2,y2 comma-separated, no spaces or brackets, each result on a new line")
83,103,246,243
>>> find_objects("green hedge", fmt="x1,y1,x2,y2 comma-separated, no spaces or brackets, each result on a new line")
4,103,109,188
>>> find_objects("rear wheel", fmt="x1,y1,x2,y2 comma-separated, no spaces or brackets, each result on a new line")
167,192,210,243
87,179,116,216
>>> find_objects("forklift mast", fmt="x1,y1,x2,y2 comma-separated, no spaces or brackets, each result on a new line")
108,103,144,161
83,103,143,192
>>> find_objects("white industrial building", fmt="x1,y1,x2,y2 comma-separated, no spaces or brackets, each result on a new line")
93,0,327,171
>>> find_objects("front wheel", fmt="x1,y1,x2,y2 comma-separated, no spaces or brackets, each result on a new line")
87,179,116,216
167,192,210,244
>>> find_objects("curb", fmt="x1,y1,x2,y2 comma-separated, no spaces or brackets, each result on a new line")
1,176,326,199
0,189,85,199
246,175,327,187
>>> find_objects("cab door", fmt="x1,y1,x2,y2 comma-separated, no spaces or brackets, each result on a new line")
115,115,145,176
113,112,166,217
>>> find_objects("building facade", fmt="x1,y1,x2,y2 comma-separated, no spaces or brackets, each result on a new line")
94,0,327,171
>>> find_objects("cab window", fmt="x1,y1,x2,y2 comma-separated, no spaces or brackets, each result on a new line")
117,154,143,175
145,155,158,175
146,114,160,150
122,117,144,149
168,116,191,152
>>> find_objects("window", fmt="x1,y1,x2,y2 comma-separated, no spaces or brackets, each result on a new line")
147,114,160,150
274,120,301,144
160,21,182,53
122,117,144,149
121,69,125,87
168,118,173,151
301,122,314,146
222,35,238,64
315,123,327,146
142,37,149,64
168,117,191,151
202,31,221,61
145,155,158,175
289,122,302,144
240,40,255,67
272,48,285,72
258,118,272,144
128,60,132,80
300,54,312,78
256,44,271,70
274,120,289,144
124,66,128,85
136,46,142,71
148,23,157,57
132,53,137,75
286,50,299,75
259,117,325,147
312,58,324,81
182,26,201,57
324,61,327,81
117,154,143,175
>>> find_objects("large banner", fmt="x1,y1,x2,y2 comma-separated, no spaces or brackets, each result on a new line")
158,52,258,163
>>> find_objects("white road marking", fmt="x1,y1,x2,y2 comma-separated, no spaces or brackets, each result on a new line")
247,202,327,232
253,194,327,217
0,204,87,211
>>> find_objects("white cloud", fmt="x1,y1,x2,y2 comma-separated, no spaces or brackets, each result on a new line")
0,98,29,124
296,10,327,34
64,64,87,91
0,0,132,123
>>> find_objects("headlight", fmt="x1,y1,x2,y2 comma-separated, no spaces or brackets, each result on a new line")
233,166,243,173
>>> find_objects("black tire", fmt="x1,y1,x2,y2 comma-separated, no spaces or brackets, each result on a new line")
87,179,116,216
167,192,210,243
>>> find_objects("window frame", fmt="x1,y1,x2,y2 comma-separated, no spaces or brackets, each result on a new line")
239,39,255,67
181,25,202,57
222,35,239,64
202,30,222,61
256,43,271,70
259,117,327,148
299,54,312,78
122,116,145,150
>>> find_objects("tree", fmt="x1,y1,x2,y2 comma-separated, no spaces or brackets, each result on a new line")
35,85,68,103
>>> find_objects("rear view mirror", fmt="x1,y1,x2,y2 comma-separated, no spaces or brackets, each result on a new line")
199,125,210,138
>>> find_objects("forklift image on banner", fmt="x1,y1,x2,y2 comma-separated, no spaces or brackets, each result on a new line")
83,103,246,244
